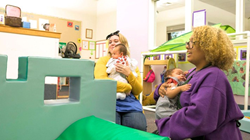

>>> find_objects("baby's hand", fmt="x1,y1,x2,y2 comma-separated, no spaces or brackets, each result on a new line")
183,71,189,77
179,84,191,92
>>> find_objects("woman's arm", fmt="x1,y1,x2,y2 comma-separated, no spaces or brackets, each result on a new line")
94,56,132,93
154,84,162,102
126,67,142,96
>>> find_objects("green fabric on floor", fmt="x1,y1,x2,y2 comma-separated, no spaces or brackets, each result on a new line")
56,116,170,140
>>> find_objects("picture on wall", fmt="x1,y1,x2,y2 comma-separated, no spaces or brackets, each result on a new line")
178,53,186,61
86,29,93,39
75,25,79,31
67,21,73,27
164,54,173,60
240,50,247,60
192,9,206,28
153,55,161,60
82,40,89,50
89,41,96,50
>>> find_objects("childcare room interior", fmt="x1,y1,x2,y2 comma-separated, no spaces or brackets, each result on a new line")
0,0,250,139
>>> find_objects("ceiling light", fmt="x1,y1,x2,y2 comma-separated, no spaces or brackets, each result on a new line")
164,2,171,6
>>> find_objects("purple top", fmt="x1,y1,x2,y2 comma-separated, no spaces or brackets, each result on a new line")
154,66,244,140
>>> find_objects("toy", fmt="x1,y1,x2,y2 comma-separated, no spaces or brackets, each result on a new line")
245,116,250,119
142,85,158,106
0,55,116,140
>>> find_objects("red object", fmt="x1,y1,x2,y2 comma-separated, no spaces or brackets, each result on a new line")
57,77,60,97
116,56,127,65
166,78,178,85
144,69,155,83
67,21,73,27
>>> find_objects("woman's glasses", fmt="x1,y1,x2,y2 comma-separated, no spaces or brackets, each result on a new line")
106,30,120,40
186,40,195,49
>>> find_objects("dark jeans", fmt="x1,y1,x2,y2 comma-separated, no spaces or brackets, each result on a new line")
116,111,147,131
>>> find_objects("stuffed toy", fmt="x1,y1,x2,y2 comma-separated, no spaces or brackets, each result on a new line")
142,85,158,106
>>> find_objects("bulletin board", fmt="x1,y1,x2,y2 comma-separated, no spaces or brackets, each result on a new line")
0,7,82,53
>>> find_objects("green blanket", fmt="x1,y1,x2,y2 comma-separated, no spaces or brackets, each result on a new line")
56,116,170,140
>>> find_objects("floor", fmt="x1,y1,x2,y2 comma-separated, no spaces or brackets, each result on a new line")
144,110,250,140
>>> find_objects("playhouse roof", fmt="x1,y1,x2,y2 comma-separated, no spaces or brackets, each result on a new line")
150,24,235,52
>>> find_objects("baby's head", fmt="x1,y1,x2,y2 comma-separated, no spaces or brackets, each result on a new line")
112,43,128,59
165,68,185,82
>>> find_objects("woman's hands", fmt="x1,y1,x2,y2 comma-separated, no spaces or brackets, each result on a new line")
115,61,131,77
158,82,169,97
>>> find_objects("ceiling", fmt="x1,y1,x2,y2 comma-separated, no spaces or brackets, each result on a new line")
200,0,250,18
156,0,250,18
156,0,185,12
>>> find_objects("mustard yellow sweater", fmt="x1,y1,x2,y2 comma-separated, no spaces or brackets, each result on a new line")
94,55,142,97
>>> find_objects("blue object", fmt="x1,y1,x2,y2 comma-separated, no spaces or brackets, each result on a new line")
22,21,30,28
239,110,250,133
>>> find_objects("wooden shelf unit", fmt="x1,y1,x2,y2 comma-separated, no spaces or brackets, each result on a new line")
142,58,176,96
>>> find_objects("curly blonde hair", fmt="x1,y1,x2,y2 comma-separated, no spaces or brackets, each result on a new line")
193,25,236,71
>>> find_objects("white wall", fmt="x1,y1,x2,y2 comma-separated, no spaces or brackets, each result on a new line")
0,1,97,40
117,0,151,72
96,11,117,40
156,6,185,46
0,31,59,83
96,0,117,41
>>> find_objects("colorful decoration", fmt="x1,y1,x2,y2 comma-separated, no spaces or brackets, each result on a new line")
77,38,81,43
225,60,250,96
67,21,73,27
75,25,79,31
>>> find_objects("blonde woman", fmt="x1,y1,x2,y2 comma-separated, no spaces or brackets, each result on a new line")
94,30,146,131
155,26,243,139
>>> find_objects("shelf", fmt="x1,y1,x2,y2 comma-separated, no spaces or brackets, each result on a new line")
61,84,69,86
0,24,61,38
144,59,170,65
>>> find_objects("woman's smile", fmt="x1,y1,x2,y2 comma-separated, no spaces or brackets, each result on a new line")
187,51,192,57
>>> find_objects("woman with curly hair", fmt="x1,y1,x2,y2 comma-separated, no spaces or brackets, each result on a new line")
154,25,243,140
